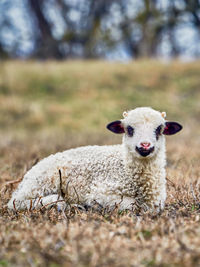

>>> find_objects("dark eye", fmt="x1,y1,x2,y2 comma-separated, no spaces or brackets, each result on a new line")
127,126,134,137
155,125,163,140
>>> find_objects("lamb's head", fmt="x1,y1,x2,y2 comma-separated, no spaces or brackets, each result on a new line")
107,107,182,159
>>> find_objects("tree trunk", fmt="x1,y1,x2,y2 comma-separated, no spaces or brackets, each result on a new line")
28,0,63,59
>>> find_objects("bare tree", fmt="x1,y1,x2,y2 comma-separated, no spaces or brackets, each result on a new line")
0,0,200,59
27,0,62,59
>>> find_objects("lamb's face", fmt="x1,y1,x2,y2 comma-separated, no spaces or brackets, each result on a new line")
107,107,182,159
122,109,166,159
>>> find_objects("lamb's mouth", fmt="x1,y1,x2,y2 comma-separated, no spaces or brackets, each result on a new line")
135,146,155,157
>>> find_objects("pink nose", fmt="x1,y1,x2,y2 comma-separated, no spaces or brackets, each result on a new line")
140,142,151,150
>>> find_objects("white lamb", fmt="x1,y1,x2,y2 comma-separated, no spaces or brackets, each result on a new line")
8,107,182,212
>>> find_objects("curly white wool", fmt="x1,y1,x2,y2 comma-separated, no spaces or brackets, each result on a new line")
8,107,177,212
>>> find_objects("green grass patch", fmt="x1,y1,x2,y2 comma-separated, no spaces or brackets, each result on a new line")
0,60,200,136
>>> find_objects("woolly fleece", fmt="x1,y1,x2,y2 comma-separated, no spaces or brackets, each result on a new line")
8,107,172,212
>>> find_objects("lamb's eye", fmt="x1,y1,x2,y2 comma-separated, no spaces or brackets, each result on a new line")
127,126,134,137
155,125,163,140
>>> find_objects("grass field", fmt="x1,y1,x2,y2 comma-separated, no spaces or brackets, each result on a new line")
1,60,200,266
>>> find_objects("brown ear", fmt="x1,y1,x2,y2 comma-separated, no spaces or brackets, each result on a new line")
106,120,125,134
163,122,182,135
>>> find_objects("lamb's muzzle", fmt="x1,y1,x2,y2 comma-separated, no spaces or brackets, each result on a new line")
8,107,183,213
135,146,155,157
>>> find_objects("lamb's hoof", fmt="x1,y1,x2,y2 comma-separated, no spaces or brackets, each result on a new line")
57,202,67,212
70,204,88,211
83,204,92,211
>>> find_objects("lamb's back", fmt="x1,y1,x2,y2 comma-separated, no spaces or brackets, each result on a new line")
24,144,124,184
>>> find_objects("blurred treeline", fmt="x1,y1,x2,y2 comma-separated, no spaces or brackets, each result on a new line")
1,0,200,60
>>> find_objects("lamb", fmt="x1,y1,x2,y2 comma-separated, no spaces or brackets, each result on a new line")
7,107,182,212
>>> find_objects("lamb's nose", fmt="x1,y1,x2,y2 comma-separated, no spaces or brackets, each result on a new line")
140,142,151,150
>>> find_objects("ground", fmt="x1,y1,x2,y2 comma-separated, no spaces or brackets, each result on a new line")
1,60,200,266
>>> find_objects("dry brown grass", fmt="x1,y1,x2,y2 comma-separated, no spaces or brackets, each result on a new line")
1,60,200,266
1,128,200,267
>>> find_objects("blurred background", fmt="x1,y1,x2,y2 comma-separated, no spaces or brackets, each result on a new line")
0,0,200,151
1,0,200,61
1,3,200,266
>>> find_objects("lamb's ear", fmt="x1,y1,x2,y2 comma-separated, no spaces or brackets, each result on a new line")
163,122,183,135
106,120,125,134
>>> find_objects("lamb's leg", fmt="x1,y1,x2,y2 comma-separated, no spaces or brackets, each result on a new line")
7,194,66,211
7,171,66,211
